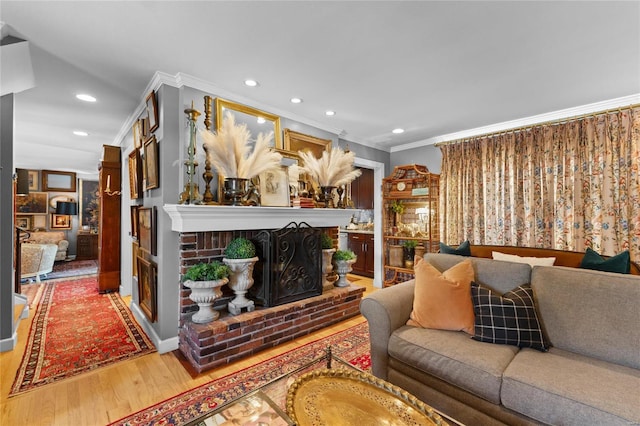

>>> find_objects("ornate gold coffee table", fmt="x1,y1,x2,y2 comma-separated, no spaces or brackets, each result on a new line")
286,368,449,425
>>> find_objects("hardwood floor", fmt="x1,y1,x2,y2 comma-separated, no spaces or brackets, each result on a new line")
0,275,376,425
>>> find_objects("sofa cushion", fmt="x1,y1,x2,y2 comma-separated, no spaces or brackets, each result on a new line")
388,325,519,404
439,240,471,256
407,258,475,334
502,347,640,425
491,250,556,267
425,253,532,294
532,266,640,369
471,282,547,351
579,247,631,274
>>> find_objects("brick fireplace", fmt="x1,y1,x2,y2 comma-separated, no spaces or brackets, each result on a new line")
165,205,360,373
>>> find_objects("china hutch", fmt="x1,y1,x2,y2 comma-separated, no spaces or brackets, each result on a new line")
383,164,440,286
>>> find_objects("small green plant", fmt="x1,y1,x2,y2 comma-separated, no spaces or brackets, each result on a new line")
224,237,256,259
391,200,405,214
403,239,418,249
321,233,334,249
183,261,230,281
333,249,356,261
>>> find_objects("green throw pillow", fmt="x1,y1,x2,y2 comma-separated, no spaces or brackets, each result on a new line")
580,248,630,274
439,240,471,256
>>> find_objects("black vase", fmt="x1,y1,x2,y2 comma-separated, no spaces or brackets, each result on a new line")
404,247,415,269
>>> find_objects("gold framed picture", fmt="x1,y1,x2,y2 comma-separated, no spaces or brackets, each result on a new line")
128,149,143,199
16,216,32,230
132,119,143,149
27,170,39,191
283,128,332,159
143,136,159,191
51,214,71,229
137,255,157,322
146,91,159,133
15,192,48,214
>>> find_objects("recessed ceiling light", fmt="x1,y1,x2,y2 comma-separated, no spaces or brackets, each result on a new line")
392,128,405,134
244,79,258,87
73,130,89,136
325,110,336,116
76,94,96,102
290,98,302,104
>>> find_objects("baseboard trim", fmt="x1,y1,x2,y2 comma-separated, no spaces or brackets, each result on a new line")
128,302,179,354
0,331,17,352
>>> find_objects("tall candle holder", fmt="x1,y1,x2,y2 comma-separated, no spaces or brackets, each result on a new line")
201,95,218,204
179,102,202,204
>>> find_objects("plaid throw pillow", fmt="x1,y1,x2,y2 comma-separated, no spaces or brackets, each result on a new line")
471,282,548,352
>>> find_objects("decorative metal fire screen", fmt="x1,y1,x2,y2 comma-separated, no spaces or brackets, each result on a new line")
250,222,322,307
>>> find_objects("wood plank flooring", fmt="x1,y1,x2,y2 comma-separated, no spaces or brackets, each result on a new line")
0,276,375,425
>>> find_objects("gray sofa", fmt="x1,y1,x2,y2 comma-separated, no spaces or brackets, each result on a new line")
360,253,640,426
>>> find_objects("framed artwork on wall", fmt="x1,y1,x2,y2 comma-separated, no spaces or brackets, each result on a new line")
137,255,157,322
130,205,140,239
128,149,143,199
42,170,77,192
259,167,290,207
132,119,143,149
16,216,31,230
79,180,99,231
138,206,156,255
15,192,48,214
283,128,332,159
132,241,140,278
146,91,159,133
51,214,71,229
143,136,159,191
27,170,39,191
32,215,46,230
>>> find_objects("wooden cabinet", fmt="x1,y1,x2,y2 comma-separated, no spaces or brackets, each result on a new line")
97,145,121,293
383,164,439,286
348,232,374,277
350,167,374,210
76,233,98,260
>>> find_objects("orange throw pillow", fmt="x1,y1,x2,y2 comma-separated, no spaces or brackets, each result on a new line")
407,257,475,335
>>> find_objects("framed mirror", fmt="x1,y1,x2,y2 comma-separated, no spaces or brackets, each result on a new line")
42,170,77,192
214,98,283,149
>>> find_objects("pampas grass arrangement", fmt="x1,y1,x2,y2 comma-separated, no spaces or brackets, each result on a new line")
200,111,282,179
299,147,362,187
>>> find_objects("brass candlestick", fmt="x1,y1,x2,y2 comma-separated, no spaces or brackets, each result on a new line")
179,102,202,204
201,95,217,205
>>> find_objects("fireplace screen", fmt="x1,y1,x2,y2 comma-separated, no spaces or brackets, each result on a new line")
251,222,322,307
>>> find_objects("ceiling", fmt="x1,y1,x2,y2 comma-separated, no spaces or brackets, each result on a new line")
2,1,639,177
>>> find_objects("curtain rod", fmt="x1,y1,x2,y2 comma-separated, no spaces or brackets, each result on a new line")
434,103,640,147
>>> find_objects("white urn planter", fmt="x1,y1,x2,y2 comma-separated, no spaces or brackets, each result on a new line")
183,278,228,323
322,248,337,291
223,257,259,315
333,258,357,287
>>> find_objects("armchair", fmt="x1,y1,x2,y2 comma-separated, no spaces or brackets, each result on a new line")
21,243,58,282
25,231,69,261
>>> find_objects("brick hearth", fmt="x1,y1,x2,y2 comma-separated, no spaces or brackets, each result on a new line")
179,284,364,373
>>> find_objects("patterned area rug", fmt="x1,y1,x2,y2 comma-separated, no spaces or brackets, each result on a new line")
45,259,98,280
10,276,155,396
110,321,371,426
20,283,43,307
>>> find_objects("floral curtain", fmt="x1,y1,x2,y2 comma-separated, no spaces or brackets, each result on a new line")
440,106,640,262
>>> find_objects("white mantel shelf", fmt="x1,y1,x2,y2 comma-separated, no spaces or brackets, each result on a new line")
163,204,354,232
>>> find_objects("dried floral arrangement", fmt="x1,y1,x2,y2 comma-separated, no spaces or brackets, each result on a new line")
200,111,282,179
298,147,362,187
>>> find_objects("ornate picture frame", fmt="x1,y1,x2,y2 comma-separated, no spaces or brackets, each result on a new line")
132,119,143,149
146,91,159,133
136,255,157,322
27,170,39,191
16,216,31,230
42,170,77,192
143,136,159,191
283,128,332,159
128,149,143,199
130,205,140,240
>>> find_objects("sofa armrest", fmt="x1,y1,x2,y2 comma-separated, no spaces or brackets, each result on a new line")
58,240,69,251
359,279,415,380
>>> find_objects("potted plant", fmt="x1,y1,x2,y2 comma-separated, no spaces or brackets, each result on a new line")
403,240,418,269
332,249,357,287
222,237,259,315
391,200,405,228
321,233,337,290
200,112,283,205
182,261,230,323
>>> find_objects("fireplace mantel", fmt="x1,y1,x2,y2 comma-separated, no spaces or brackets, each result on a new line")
163,204,353,232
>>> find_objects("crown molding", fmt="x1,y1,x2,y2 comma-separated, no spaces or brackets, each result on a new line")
391,94,640,153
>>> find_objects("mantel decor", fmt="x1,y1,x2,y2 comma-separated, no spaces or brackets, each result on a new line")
299,147,361,207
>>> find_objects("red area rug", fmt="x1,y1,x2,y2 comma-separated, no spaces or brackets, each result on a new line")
110,321,371,426
10,276,155,396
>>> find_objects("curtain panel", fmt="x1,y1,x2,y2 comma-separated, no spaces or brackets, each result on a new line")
440,106,639,262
